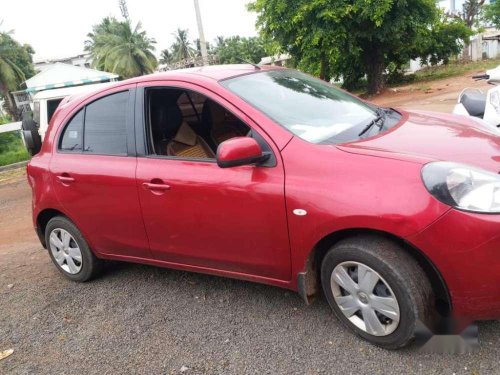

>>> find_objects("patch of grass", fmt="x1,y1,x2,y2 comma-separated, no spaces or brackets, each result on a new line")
0,116,11,125
416,84,432,91
0,130,30,167
341,58,500,95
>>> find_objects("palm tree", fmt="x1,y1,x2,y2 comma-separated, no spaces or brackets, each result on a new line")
0,31,27,120
171,29,195,61
194,38,211,57
160,49,173,65
214,36,226,49
85,17,158,79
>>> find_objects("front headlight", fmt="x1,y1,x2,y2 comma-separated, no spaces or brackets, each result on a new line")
422,162,500,213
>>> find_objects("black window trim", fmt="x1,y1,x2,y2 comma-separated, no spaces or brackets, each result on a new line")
136,85,277,167
57,88,136,157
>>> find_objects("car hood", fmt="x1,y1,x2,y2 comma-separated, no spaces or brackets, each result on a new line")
337,109,500,172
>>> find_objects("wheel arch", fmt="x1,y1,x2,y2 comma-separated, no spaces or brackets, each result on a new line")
297,228,451,316
36,208,68,248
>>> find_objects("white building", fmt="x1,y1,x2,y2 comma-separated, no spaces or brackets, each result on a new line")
437,0,496,14
34,53,92,74
10,63,118,117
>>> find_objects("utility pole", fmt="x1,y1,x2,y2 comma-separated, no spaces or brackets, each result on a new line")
119,0,130,21
194,0,209,65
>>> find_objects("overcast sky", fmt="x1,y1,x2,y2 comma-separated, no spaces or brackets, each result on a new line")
2,0,258,61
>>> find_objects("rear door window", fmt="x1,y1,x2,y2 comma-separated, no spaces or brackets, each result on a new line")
83,91,128,155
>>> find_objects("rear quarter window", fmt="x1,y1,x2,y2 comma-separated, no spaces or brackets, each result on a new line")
59,110,83,152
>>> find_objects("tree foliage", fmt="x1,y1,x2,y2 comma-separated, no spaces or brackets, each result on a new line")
483,0,500,29
213,36,267,64
159,49,173,65
171,29,196,61
195,38,212,57
0,29,35,119
416,14,473,66
249,0,471,94
160,32,267,67
85,17,157,79
160,29,198,66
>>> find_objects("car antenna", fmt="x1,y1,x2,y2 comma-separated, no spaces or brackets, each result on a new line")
236,57,261,70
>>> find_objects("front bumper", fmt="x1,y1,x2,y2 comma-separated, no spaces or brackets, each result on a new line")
408,209,500,320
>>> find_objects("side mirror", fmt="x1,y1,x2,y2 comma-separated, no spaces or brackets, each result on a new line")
216,137,270,168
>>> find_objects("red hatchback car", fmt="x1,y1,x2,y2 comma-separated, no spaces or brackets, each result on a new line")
27,65,500,349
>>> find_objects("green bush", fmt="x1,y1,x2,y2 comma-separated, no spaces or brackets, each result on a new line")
0,130,30,167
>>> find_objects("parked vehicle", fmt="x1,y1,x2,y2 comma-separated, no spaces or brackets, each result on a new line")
21,83,112,155
27,65,500,349
453,65,500,129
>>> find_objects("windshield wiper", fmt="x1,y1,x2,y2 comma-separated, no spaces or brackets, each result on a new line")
358,108,386,137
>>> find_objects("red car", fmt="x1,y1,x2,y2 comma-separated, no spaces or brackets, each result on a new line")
27,65,500,349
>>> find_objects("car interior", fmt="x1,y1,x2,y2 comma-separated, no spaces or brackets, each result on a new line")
146,88,251,159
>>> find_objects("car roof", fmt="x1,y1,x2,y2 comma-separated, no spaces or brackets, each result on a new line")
59,64,285,109
129,64,284,83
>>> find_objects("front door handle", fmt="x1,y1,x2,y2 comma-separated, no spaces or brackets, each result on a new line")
142,182,171,191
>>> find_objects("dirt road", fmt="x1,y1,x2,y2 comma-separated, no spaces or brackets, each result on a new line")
371,70,491,113
1,77,499,374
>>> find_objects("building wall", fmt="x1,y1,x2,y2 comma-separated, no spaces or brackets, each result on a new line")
34,54,92,73
438,0,494,14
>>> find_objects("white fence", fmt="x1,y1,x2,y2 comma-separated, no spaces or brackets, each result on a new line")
0,122,22,134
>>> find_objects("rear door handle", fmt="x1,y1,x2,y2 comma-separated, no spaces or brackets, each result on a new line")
57,175,75,184
142,182,171,191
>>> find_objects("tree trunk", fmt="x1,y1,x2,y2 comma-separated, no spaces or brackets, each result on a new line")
0,83,19,121
462,43,471,61
319,55,328,81
365,48,385,96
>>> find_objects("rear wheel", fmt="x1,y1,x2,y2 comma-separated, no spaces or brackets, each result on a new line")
321,236,434,349
45,216,102,282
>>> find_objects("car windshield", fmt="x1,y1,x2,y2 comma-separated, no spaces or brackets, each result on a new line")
221,70,379,144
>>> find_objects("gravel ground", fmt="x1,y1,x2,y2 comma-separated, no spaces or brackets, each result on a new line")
1,167,500,374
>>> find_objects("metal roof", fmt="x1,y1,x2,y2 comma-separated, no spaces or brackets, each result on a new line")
32,82,114,100
24,63,118,93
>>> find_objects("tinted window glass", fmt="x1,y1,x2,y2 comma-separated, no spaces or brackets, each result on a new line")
177,92,205,123
60,110,84,152
84,91,128,155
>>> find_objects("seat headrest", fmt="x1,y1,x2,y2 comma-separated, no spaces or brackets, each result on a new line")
162,105,183,138
173,122,197,146
202,100,225,126
152,103,184,140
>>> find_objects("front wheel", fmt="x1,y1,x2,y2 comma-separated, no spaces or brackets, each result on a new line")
45,216,102,282
321,236,434,349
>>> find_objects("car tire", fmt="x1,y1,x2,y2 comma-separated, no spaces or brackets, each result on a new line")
45,216,102,282
321,235,434,349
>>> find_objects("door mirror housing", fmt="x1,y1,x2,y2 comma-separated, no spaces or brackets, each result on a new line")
216,137,270,168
